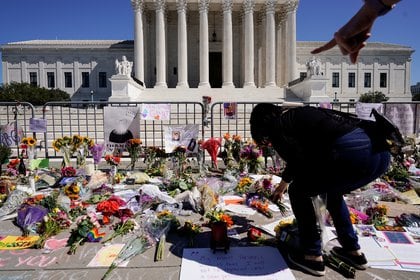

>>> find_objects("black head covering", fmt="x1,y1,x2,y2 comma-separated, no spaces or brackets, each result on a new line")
250,103,283,145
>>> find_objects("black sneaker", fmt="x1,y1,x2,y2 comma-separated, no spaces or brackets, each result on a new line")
288,253,326,276
331,246,368,270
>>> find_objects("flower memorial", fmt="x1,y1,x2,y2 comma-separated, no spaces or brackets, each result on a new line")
67,212,104,255
52,135,94,168
239,142,264,174
201,137,221,169
126,138,142,170
21,136,37,161
89,142,105,168
105,154,121,184
205,208,234,228
179,220,202,247
1,126,420,277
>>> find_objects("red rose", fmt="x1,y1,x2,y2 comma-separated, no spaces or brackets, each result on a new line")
247,227,263,242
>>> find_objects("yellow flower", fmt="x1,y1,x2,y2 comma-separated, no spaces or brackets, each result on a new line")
21,137,37,147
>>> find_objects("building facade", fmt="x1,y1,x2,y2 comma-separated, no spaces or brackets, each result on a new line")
0,0,414,102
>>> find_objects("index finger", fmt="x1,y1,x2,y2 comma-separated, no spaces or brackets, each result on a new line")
311,38,337,54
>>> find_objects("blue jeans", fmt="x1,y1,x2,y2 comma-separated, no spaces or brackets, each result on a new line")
288,128,390,256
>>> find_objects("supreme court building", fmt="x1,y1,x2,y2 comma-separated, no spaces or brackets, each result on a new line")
1,0,414,102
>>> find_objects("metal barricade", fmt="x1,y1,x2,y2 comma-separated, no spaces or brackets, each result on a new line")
42,101,205,158
1,100,419,160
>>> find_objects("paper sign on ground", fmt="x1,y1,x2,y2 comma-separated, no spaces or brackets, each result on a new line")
87,243,127,267
180,247,295,280
0,235,39,250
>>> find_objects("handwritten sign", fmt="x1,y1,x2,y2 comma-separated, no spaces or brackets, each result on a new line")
0,122,23,147
0,235,39,250
180,247,295,280
355,103,383,121
140,103,171,121
384,104,415,136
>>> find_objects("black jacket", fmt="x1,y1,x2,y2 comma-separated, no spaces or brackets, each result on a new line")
269,106,359,183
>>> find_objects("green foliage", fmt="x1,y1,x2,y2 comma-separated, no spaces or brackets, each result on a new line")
0,144,12,164
358,91,389,103
412,93,420,101
0,82,70,105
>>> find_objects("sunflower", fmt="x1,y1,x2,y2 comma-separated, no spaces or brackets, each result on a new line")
21,137,37,147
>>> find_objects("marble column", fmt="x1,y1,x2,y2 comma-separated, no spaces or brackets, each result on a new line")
243,0,256,88
265,0,277,87
131,0,144,83
276,6,288,87
177,0,189,88
285,0,299,84
222,0,234,88
199,0,210,88
155,0,167,88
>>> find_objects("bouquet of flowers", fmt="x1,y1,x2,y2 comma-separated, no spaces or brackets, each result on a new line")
105,155,121,184
179,220,202,247
21,136,37,160
67,212,104,255
105,155,121,166
16,204,48,236
101,234,155,280
250,176,290,215
239,143,264,174
222,133,236,169
64,182,81,200
52,135,94,168
96,196,126,224
61,166,77,177
101,218,139,244
89,142,105,168
201,137,221,169
144,146,166,176
145,210,179,261
205,208,234,228
72,135,95,168
35,208,72,249
126,138,142,170
52,136,73,167
235,176,254,194
246,194,272,218
366,204,388,226
172,145,188,176
247,227,265,243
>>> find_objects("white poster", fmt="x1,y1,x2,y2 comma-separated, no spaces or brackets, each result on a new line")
0,122,23,147
384,104,415,136
140,103,171,121
104,106,140,153
355,102,384,121
164,124,199,154
180,247,295,280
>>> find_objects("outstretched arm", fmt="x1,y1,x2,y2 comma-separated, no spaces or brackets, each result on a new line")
311,0,401,64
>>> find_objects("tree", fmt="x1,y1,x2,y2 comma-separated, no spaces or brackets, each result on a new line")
412,93,420,101
0,82,70,106
358,91,389,103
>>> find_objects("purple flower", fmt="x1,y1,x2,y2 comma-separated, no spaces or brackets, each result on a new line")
16,205,48,235
89,143,105,165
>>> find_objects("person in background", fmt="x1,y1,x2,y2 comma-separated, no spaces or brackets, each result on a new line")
250,103,391,276
312,0,401,63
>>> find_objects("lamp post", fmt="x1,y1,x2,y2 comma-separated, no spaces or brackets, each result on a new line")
90,90,94,102
334,92,338,102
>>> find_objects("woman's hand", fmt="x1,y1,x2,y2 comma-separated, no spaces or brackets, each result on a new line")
311,2,379,63
272,180,289,202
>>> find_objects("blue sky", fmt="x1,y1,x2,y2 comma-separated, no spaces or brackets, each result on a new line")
0,0,418,85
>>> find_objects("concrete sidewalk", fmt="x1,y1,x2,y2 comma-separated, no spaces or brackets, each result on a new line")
1,212,419,280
